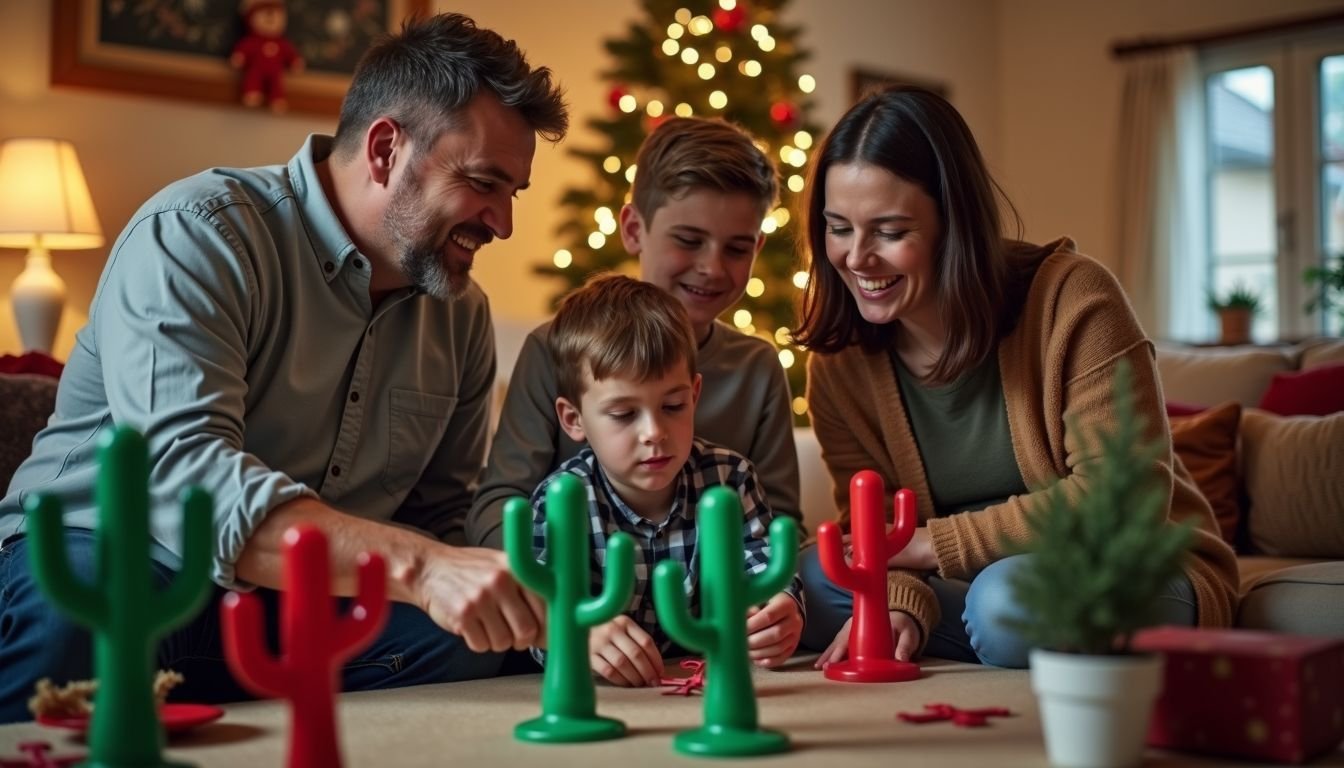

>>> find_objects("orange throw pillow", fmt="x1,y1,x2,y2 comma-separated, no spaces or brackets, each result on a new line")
1169,401,1242,545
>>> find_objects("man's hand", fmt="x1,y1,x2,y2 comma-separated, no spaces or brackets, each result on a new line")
415,546,547,653
235,499,548,654
588,615,663,687
813,611,921,669
745,592,803,667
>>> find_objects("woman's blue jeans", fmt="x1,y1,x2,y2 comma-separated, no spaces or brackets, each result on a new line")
799,547,1197,668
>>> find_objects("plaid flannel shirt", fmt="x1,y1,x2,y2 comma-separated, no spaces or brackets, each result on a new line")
530,437,804,660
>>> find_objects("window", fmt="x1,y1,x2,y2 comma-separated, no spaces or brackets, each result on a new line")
1190,29,1344,341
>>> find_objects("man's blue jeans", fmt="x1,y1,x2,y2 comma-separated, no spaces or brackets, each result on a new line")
799,548,1198,667
0,530,502,724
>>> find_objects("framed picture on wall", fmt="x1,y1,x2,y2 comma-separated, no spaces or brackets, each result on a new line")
849,67,949,103
50,0,430,116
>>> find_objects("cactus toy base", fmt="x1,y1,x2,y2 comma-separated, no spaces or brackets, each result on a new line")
672,725,789,757
514,714,625,743
824,658,921,683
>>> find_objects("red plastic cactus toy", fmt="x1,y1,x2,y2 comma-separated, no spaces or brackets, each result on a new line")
816,470,921,682
897,703,1012,727
220,525,388,768
0,741,81,767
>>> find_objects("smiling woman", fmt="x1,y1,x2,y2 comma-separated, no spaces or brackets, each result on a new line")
791,85,1240,672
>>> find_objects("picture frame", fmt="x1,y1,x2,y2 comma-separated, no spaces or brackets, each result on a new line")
50,0,431,116
849,67,950,103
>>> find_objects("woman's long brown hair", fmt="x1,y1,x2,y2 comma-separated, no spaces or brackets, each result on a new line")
792,85,1026,385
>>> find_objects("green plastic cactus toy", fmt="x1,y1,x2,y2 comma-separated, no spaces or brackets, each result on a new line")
25,426,214,768
652,486,798,757
504,473,635,742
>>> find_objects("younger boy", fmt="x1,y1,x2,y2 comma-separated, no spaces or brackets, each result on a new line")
531,274,803,687
470,117,800,551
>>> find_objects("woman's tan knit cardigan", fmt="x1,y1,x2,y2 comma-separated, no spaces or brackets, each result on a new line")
805,238,1240,652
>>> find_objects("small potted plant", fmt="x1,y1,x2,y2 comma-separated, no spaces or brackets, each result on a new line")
1006,361,1195,768
1207,283,1261,345
1304,255,1344,331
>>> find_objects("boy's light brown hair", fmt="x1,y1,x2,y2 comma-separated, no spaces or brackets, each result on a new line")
631,117,779,223
550,273,698,403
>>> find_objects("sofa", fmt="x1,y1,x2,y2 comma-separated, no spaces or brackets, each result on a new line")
0,369,59,494
8,337,1342,638
795,337,1344,638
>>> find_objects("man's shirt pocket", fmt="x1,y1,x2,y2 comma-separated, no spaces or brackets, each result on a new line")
382,388,457,496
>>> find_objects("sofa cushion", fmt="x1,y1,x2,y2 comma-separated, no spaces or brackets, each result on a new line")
1154,343,1294,408
1169,401,1242,545
0,373,59,492
1299,338,1344,370
1237,559,1344,636
1257,363,1344,416
1241,409,1344,558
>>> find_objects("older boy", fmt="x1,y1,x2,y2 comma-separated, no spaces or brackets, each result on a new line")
532,274,803,687
470,117,800,623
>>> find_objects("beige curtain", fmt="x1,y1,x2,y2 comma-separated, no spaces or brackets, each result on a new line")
1114,47,1205,341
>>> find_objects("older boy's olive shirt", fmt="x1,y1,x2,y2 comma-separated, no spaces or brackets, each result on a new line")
891,352,1027,517
0,135,496,588
469,320,800,548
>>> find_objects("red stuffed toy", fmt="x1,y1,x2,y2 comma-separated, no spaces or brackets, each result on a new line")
230,0,303,112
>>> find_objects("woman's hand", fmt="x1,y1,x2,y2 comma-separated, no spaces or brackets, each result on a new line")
840,527,937,570
813,611,922,668
886,527,937,570
745,592,804,668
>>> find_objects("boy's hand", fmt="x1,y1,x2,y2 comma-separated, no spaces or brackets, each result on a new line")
745,592,803,667
813,611,921,669
589,615,664,687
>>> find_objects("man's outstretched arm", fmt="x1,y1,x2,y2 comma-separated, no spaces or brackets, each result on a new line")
236,496,547,653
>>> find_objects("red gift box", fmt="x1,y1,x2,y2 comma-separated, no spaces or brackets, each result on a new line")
1133,626,1344,764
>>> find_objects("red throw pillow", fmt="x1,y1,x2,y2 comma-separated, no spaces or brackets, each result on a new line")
1170,401,1242,546
0,351,63,379
1166,400,1206,417
1257,363,1344,417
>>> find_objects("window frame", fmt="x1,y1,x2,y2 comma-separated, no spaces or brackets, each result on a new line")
1197,25,1344,340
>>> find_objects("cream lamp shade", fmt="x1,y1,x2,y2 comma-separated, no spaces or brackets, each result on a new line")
0,138,103,354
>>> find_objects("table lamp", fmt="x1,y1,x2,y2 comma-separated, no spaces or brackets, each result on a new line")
0,137,103,354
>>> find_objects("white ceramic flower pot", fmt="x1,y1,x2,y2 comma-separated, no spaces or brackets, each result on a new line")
1030,648,1163,768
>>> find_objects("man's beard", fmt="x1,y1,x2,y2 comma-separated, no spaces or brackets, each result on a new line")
384,169,468,301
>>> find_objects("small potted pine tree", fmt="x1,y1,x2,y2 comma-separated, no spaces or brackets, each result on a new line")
1207,283,1261,345
1006,361,1195,768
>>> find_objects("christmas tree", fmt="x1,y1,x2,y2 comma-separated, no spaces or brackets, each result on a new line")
535,0,819,423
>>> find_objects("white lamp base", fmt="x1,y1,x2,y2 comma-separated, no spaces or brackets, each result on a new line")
11,246,66,354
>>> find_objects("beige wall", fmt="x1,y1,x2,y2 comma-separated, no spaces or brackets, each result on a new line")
996,0,1344,269
2,0,1341,358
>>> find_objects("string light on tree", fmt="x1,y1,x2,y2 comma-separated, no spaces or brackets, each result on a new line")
539,0,820,423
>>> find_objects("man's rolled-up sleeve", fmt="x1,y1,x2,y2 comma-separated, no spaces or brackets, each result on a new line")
94,208,316,588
